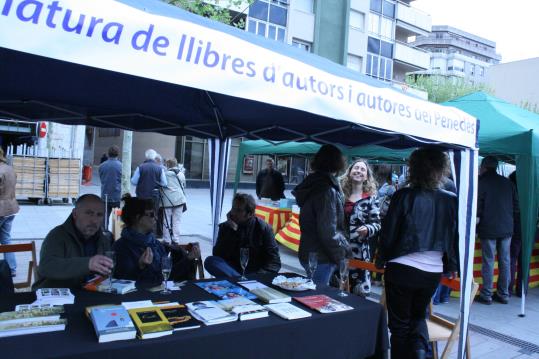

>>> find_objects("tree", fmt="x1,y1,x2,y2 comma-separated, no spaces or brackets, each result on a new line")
167,0,252,28
406,74,492,103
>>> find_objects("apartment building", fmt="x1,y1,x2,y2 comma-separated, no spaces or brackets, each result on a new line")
410,25,501,84
91,0,433,186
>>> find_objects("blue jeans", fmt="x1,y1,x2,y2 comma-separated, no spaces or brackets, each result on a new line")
0,215,16,273
204,256,241,278
312,263,336,286
481,237,511,300
432,284,451,304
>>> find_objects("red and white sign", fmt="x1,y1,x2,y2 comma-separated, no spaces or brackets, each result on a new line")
38,122,47,138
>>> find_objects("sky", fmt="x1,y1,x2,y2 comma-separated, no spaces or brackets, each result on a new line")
412,0,539,63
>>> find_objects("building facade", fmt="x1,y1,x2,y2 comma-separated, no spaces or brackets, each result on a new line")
410,25,501,84
91,0,432,185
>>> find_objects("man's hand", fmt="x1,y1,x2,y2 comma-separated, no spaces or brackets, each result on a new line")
89,255,113,276
357,226,368,238
138,247,153,269
187,243,201,261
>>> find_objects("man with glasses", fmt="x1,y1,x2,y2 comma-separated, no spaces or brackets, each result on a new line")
33,194,113,289
204,193,281,277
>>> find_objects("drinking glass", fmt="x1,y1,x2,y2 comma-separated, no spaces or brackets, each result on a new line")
307,252,318,283
239,248,249,280
338,259,349,297
161,256,172,295
104,251,115,293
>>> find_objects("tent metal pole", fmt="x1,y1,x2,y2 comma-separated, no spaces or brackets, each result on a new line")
519,280,526,317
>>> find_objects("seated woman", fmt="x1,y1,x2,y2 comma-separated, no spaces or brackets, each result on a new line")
341,159,381,296
113,195,167,285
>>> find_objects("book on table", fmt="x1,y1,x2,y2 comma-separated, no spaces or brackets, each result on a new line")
293,295,354,314
128,307,173,339
264,303,312,320
33,288,74,305
217,297,269,321
195,280,257,300
89,305,137,343
0,306,66,338
185,301,237,325
155,304,201,331
238,280,291,304
84,276,137,294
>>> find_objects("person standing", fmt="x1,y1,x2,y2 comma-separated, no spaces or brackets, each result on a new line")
377,148,458,359
256,158,285,201
160,159,187,244
98,145,122,227
131,149,167,200
341,159,381,296
0,149,19,277
293,144,351,286
477,156,519,305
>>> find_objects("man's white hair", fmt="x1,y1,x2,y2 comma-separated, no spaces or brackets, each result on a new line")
145,149,157,160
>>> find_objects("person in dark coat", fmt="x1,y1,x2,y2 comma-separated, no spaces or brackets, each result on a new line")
98,145,122,227
292,144,351,286
130,149,167,200
256,158,285,201
113,195,167,285
508,171,523,296
377,148,458,359
204,193,281,277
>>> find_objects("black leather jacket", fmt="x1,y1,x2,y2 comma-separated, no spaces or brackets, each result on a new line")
377,187,459,272
293,172,352,265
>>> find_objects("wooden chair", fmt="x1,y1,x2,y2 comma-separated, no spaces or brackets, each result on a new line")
0,242,37,289
347,259,386,306
427,278,479,359
177,242,205,280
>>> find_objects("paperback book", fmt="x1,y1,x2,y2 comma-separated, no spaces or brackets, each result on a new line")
34,288,74,305
185,301,237,325
195,280,257,300
294,295,354,314
0,306,66,337
238,280,291,304
217,297,268,321
157,304,201,331
264,303,312,320
89,305,137,343
84,276,136,294
128,307,173,339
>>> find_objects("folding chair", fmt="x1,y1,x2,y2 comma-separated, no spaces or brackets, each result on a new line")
348,259,386,306
0,242,38,289
178,242,205,280
427,278,479,359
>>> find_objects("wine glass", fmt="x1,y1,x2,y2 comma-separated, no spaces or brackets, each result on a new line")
161,256,172,295
338,259,349,297
307,252,318,283
239,248,249,280
104,251,115,293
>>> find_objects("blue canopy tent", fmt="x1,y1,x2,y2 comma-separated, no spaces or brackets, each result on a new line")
0,0,479,356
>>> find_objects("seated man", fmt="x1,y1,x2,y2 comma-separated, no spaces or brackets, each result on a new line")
204,193,281,277
33,194,114,289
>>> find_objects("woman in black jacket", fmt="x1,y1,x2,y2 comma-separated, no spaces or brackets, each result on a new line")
377,148,458,359
293,144,351,286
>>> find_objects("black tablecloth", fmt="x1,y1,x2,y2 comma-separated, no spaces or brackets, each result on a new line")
1,275,388,359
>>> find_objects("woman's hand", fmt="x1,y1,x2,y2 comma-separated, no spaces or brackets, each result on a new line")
138,247,153,269
357,226,368,238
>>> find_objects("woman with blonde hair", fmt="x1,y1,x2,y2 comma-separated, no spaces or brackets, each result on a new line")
341,159,380,296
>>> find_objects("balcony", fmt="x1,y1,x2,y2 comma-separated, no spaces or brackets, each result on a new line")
396,2,431,37
394,41,430,70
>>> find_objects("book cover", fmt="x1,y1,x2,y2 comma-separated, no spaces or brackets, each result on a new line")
0,306,64,324
34,288,74,305
195,280,257,300
293,295,354,314
217,297,268,321
84,277,136,294
0,319,66,338
90,305,137,343
238,280,291,304
158,304,201,331
264,303,312,320
128,307,173,339
185,301,237,325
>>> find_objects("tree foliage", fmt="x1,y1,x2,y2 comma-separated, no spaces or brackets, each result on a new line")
168,0,252,28
406,74,492,104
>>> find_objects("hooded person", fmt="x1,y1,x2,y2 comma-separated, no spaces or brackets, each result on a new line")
292,144,351,286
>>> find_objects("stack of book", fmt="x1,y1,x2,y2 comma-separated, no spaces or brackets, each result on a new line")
154,303,201,331
89,305,137,343
186,301,237,325
84,276,137,294
33,288,74,306
238,280,291,304
217,297,269,321
0,306,66,337
128,307,174,339
264,303,312,320
195,280,257,300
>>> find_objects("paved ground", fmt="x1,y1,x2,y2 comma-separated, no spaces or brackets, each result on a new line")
5,184,539,358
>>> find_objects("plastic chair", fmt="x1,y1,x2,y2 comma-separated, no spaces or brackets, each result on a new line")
0,242,37,289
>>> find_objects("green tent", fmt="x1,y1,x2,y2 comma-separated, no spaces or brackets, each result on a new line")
233,140,414,193
443,92,539,312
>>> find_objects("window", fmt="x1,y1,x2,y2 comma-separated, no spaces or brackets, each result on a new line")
349,10,365,30
380,17,393,39
292,39,311,52
347,54,363,72
295,0,313,13
382,1,395,18
479,66,485,76
98,128,120,137
370,0,382,13
469,64,475,76
247,0,288,42
366,53,392,81
368,37,393,58
368,13,380,34
368,12,394,40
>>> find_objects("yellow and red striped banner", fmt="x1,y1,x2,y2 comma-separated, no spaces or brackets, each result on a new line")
255,205,292,236
275,213,301,251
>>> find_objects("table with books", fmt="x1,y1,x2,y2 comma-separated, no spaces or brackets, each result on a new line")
0,274,388,359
